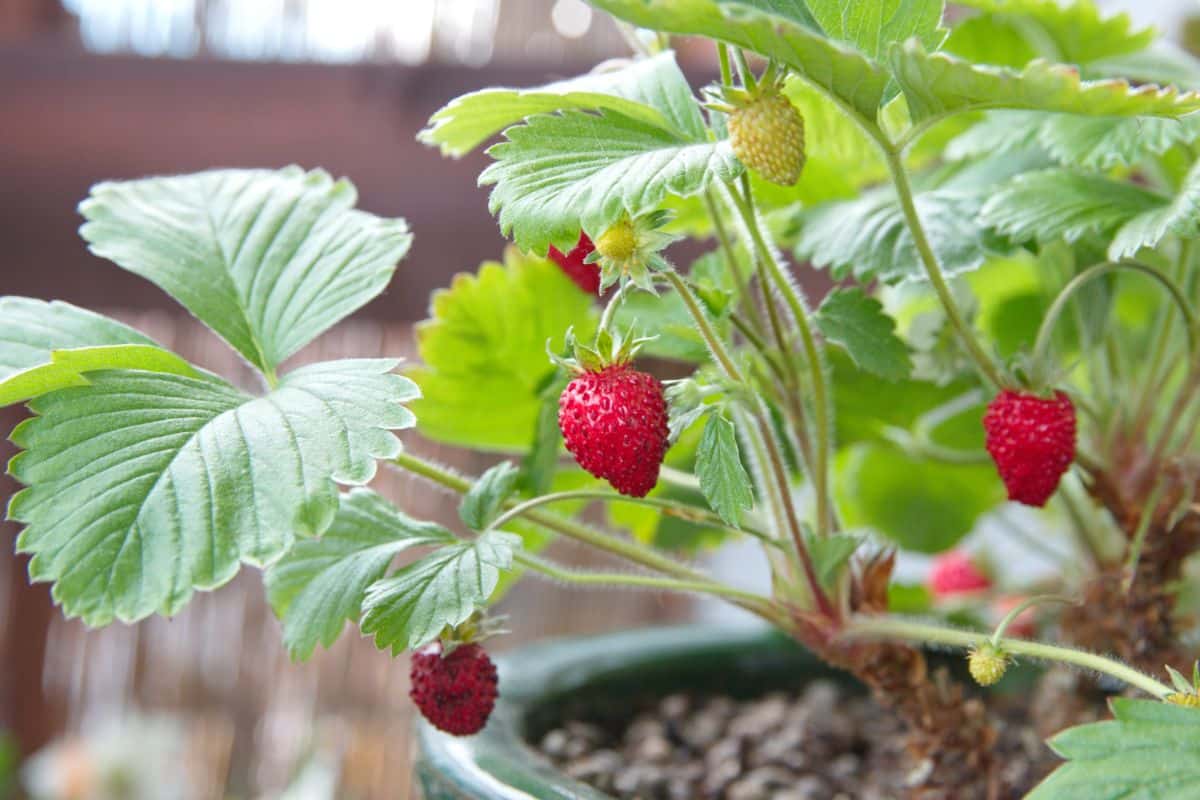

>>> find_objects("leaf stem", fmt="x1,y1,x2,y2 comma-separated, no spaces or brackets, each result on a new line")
845,615,1174,699
882,148,1005,390
1033,261,1197,375
514,551,784,622
726,178,834,538
392,452,710,585
485,488,781,549
1123,478,1167,594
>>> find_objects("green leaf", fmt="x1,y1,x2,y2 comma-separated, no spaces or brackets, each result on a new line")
587,0,890,121
835,443,1003,552
420,51,705,156
481,109,741,255
1027,698,1200,799
891,40,1200,124
948,110,1200,171
79,167,412,375
695,414,754,526
794,187,993,283
805,0,946,61
808,532,862,588
0,297,160,402
951,0,1153,67
519,386,566,496
1110,160,1200,260
979,169,1164,245
8,359,417,626
816,288,912,381
408,249,596,452
360,530,520,653
0,345,203,407
265,489,454,661
460,462,521,531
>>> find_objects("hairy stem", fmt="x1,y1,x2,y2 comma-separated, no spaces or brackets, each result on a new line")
883,148,1005,390
846,616,1173,699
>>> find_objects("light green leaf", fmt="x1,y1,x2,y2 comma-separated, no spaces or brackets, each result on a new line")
408,249,596,452
1110,160,1200,260
805,0,946,61
816,288,912,381
360,530,520,653
420,51,705,156
794,187,993,283
79,167,412,375
891,40,1200,124
979,169,1164,245
0,297,159,403
1092,44,1200,89
265,489,454,661
835,443,1003,552
951,0,1153,67
1027,698,1200,799
809,532,862,587
460,462,521,531
519,386,565,496
0,345,203,407
8,359,418,626
696,414,754,526
587,0,890,121
481,109,741,255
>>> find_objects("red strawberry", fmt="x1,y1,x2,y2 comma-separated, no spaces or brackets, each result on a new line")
984,390,1076,507
559,364,668,497
410,642,498,736
929,551,991,597
548,233,600,294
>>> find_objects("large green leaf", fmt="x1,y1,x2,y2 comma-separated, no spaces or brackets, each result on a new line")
979,169,1164,245
793,187,993,283
420,51,705,156
79,167,412,375
587,0,890,121
0,345,204,408
459,462,521,531
950,0,1153,67
360,530,520,653
408,250,596,452
891,40,1200,124
1027,698,1200,799
8,360,417,626
481,109,741,255
1110,160,1200,260
265,489,454,661
835,442,1003,552
805,0,945,61
815,288,912,381
948,110,1200,170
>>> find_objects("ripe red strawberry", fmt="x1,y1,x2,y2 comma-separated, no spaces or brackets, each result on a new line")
410,642,498,736
929,551,991,597
559,364,668,497
548,233,600,294
984,389,1076,507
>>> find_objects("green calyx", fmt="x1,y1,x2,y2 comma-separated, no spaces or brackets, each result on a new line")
548,325,653,374
1165,663,1200,708
439,611,509,655
586,210,679,294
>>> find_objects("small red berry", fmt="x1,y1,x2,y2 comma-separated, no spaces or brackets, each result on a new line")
984,390,1076,507
929,551,991,597
548,233,600,294
410,642,498,736
559,364,668,497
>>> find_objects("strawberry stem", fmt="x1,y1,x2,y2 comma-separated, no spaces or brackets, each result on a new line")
845,615,1175,700
882,147,1006,391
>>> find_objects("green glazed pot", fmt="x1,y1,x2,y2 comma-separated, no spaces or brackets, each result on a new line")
412,624,849,799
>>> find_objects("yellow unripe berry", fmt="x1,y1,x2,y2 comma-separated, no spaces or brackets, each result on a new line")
728,91,806,187
596,219,638,262
968,644,1009,687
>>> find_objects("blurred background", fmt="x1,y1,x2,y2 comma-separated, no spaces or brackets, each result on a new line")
0,1,1195,798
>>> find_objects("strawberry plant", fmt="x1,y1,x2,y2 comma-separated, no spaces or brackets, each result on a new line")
4,1,1200,797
